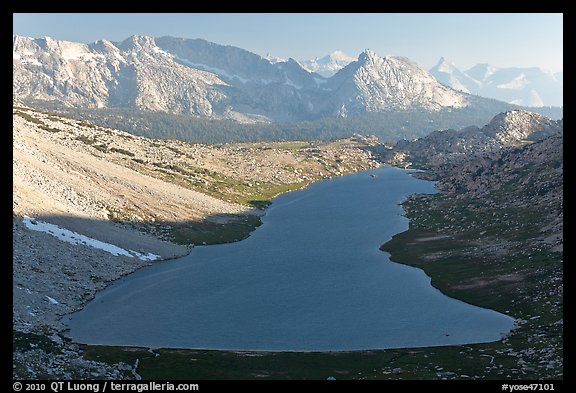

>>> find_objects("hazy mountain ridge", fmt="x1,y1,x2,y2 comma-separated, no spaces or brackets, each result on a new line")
13,35,233,118
430,57,563,107
14,35,488,123
298,50,356,77
326,51,469,115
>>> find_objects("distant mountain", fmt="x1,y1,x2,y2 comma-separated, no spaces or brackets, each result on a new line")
428,57,481,94
13,35,231,118
464,63,499,83
430,58,563,107
14,35,534,128
298,51,356,77
325,50,469,116
13,35,323,123
263,53,286,64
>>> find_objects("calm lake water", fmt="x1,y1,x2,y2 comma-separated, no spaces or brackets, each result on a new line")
65,166,514,351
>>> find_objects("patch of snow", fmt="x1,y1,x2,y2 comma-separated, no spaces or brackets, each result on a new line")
510,90,544,107
264,53,286,64
113,51,127,63
79,53,106,62
58,41,106,63
22,216,160,261
129,250,161,261
437,60,455,73
300,51,356,78
61,44,89,61
151,46,170,57
526,90,544,107
448,76,471,93
46,296,59,305
330,50,355,62
174,56,247,84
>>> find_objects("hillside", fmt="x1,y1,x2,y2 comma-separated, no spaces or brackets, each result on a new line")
381,113,563,378
384,110,562,168
12,103,380,378
29,101,527,145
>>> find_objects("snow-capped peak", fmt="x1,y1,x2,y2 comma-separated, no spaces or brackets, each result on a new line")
430,59,562,107
264,52,286,64
325,50,470,113
434,56,460,73
359,49,378,62
118,35,158,52
299,50,356,78
328,50,355,62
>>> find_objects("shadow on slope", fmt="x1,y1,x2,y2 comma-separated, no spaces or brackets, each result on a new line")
19,211,264,260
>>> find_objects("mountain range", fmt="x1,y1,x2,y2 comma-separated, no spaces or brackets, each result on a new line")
429,57,563,107
14,35,511,124
272,52,563,108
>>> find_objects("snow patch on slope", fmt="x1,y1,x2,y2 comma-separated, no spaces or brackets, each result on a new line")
174,56,246,84
22,216,160,261
300,51,357,77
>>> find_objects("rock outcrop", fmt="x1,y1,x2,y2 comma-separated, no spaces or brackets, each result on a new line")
385,110,562,168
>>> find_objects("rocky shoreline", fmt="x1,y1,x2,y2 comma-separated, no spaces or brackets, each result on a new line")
380,120,563,378
13,217,150,378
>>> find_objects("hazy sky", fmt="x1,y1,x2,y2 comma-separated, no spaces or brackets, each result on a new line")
13,13,563,72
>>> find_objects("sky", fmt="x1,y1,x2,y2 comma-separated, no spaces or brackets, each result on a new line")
13,13,563,73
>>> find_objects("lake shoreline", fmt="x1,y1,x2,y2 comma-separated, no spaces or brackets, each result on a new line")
12,164,379,378
65,166,512,353
17,166,558,380
72,177,561,379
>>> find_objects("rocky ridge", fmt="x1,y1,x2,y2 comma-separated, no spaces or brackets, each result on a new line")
384,109,563,252
326,50,469,115
14,35,476,122
385,110,562,168
430,57,563,107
